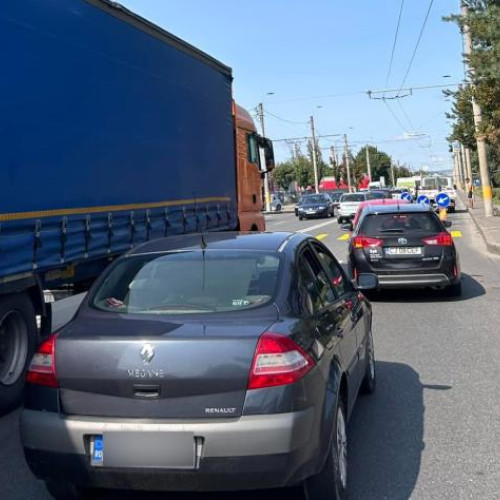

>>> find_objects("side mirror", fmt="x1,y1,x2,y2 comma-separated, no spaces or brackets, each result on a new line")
357,273,379,291
443,220,452,228
341,223,353,232
258,136,275,172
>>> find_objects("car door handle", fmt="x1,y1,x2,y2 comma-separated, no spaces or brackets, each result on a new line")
336,326,345,338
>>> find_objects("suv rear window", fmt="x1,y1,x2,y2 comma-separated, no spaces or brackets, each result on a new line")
341,193,365,202
359,212,442,234
92,250,280,314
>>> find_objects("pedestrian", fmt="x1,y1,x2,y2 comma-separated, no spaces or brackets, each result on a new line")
465,177,474,209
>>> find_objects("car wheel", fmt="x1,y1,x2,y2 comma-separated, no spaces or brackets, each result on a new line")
337,217,342,224
360,331,376,394
299,215,304,220
447,281,462,297
45,480,92,500
303,398,348,500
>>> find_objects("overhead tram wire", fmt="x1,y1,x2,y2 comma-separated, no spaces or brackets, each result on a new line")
397,0,435,95
385,0,406,86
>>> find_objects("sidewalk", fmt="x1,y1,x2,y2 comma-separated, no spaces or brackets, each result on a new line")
458,191,500,256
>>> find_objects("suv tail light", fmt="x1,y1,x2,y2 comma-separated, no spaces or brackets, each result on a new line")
26,334,58,388
248,332,315,390
422,232,453,246
352,236,383,249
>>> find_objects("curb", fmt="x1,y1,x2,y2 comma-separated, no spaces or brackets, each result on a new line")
458,193,500,256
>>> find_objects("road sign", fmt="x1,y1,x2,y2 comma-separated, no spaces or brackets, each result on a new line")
401,192,413,202
417,195,430,205
435,192,451,208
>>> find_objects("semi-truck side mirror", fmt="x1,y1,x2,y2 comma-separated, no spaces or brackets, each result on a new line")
258,136,275,172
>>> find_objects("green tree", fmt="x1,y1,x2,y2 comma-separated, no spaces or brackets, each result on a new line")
354,146,392,185
272,161,296,190
445,1,500,186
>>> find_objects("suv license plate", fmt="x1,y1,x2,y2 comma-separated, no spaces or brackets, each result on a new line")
90,435,104,467
386,247,422,255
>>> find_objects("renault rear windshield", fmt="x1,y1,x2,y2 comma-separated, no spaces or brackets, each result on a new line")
91,250,281,315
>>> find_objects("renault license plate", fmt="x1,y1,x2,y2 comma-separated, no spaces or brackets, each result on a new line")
91,435,104,467
386,247,422,255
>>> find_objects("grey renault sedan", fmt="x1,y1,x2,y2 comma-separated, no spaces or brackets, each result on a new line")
21,232,377,500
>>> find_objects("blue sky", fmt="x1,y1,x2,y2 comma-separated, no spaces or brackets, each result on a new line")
119,0,464,172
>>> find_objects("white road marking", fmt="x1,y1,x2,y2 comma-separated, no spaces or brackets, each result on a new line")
295,219,338,234
272,220,289,226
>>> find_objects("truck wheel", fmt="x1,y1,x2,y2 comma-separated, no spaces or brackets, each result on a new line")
0,294,37,415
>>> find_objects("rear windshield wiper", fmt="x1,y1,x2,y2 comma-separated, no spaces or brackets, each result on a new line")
379,229,405,233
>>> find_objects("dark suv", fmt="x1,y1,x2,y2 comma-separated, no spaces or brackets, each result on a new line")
348,204,461,296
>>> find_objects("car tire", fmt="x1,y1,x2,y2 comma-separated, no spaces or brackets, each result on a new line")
303,398,348,500
45,480,92,500
360,331,376,394
299,215,304,221
337,217,342,224
447,281,462,297
0,293,37,415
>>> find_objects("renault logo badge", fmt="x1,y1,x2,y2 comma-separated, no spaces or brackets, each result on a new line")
140,344,155,364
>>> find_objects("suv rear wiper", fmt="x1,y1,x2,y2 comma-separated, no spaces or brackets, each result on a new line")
379,228,405,233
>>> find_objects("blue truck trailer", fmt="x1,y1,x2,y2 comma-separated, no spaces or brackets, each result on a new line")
0,0,273,413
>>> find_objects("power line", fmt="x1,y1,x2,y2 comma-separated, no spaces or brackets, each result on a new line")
382,98,409,132
263,110,309,125
397,0,435,93
396,98,417,131
386,0,406,86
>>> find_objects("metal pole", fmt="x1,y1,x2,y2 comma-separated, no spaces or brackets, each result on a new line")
365,145,372,181
310,116,319,193
343,134,352,192
258,102,271,212
390,160,396,187
461,3,493,216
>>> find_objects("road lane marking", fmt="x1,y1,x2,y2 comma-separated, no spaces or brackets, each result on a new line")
338,234,350,241
296,219,337,234
272,220,289,226
451,230,462,238
316,233,328,241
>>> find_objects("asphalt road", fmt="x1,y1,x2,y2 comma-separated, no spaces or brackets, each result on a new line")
2,207,500,499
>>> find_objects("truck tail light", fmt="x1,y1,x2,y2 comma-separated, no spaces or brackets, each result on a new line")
248,332,315,390
26,334,58,388
422,232,453,246
352,236,383,249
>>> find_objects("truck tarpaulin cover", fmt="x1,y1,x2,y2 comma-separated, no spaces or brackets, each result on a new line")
0,0,237,280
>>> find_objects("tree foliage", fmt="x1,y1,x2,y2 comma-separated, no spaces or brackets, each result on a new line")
445,1,500,186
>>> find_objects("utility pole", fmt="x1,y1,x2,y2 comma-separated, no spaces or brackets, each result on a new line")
258,102,271,212
458,143,467,185
390,160,396,187
464,146,473,181
365,145,372,181
343,134,352,192
453,152,459,188
462,3,493,216
310,116,319,193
